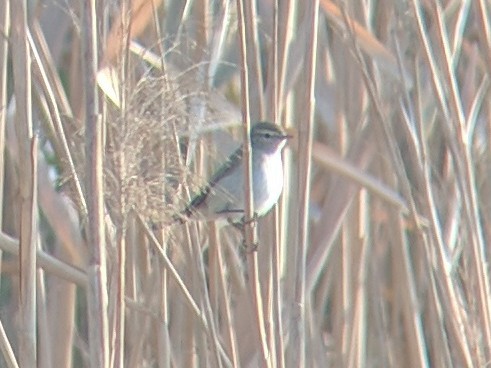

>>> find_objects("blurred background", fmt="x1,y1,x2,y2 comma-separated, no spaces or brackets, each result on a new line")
1,0,491,367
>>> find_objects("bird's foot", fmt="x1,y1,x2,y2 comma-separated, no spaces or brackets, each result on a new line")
242,212,259,225
241,239,259,252
228,212,258,231
236,212,259,228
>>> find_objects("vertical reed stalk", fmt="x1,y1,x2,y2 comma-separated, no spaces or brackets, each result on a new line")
82,0,109,366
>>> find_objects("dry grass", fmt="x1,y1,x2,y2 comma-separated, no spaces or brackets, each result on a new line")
0,0,491,367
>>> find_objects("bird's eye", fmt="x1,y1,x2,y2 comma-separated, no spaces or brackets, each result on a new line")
264,133,272,138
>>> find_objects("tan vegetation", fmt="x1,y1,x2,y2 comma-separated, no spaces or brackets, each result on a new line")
0,0,490,367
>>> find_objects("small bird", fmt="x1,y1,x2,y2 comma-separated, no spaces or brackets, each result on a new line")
182,121,290,223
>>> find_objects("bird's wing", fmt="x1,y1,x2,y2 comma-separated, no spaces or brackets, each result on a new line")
183,147,243,216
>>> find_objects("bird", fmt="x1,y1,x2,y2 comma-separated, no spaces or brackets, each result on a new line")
180,121,291,224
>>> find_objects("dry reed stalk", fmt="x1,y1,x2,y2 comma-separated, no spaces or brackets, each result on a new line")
11,0,37,366
0,8,9,365
290,1,319,367
0,0,8,242
81,0,109,366
27,32,86,364
267,1,286,367
236,0,272,366
433,3,491,358
36,255,53,368
210,223,240,368
0,321,17,368
0,233,86,286
29,23,88,218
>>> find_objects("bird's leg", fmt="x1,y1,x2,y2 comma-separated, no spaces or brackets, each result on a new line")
241,239,259,252
229,219,244,231
224,211,260,250
227,211,258,230
242,212,259,226
238,212,260,252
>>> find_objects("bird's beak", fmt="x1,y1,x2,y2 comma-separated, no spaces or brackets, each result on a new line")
283,128,295,140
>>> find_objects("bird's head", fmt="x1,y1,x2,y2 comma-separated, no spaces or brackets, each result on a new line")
250,121,291,154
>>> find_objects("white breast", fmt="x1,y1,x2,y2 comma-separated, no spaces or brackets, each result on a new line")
253,152,284,215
